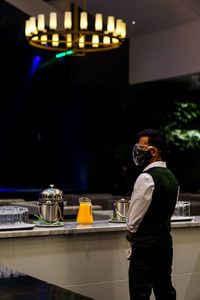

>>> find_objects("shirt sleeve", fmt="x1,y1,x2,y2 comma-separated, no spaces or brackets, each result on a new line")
126,173,155,233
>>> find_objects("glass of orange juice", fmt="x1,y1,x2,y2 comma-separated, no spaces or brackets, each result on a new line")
77,197,93,225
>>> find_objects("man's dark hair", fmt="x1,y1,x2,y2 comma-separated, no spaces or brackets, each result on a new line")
137,128,166,158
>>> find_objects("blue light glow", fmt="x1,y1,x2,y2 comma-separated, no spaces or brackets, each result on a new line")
30,55,42,75
0,188,41,192
6,55,42,128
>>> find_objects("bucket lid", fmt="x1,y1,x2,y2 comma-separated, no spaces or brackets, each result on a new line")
39,184,63,202
115,198,129,203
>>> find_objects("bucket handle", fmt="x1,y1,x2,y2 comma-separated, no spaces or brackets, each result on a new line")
58,204,64,221
115,208,126,219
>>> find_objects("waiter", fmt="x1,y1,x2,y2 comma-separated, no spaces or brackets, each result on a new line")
126,129,179,300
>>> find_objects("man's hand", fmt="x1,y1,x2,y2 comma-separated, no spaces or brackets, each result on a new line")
126,230,134,244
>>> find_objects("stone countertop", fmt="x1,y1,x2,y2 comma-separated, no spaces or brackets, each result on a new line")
0,217,200,239
0,220,127,239
171,216,200,229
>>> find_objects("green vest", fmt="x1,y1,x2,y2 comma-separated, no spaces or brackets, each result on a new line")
135,167,178,238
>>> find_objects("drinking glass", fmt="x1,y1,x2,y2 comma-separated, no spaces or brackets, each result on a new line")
174,201,190,217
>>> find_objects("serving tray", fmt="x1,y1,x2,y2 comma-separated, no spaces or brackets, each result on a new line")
108,218,126,223
34,221,64,227
171,216,194,222
0,223,35,231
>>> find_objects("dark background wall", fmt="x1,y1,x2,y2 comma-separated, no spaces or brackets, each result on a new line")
1,0,200,200
0,0,129,196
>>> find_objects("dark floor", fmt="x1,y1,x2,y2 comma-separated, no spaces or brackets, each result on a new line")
0,266,93,300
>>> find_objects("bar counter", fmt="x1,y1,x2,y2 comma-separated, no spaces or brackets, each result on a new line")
0,217,200,238
0,218,200,300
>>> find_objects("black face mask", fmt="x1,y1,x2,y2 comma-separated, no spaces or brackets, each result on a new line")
132,144,153,167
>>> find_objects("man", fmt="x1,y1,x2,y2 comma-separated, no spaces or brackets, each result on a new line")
126,129,179,300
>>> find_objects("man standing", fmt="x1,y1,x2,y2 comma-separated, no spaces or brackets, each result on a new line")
126,129,179,300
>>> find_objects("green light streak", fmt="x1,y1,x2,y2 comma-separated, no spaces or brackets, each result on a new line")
56,52,67,58
37,57,57,70
35,51,75,71
66,50,74,55
56,50,75,58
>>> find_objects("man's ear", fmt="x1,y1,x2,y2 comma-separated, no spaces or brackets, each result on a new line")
150,147,158,157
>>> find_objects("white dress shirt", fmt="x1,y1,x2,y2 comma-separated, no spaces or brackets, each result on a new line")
126,161,167,233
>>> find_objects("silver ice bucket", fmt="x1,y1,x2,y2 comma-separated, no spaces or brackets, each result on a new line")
38,185,65,223
113,198,130,221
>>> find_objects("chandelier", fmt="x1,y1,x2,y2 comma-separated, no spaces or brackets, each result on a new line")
25,0,126,56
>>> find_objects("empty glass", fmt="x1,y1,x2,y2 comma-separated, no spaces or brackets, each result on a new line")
173,201,190,217
0,206,29,225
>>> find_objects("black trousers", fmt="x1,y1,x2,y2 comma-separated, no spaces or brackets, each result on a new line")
128,234,176,300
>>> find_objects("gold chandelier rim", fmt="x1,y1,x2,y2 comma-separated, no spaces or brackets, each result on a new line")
27,30,125,53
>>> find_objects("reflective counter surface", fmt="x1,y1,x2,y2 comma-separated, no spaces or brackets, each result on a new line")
0,265,93,300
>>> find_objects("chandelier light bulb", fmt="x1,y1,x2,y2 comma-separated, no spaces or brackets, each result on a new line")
95,14,103,31
92,35,99,47
29,17,37,34
79,35,85,48
32,30,38,41
25,20,31,37
41,34,47,45
49,12,57,30
66,33,72,48
121,22,126,38
38,14,45,31
115,19,122,36
107,16,115,33
112,37,119,44
103,33,110,45
64,11,72,29
80,12,88,30
52,33,59,47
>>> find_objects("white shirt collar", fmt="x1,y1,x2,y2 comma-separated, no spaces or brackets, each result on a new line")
143,161,167,172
